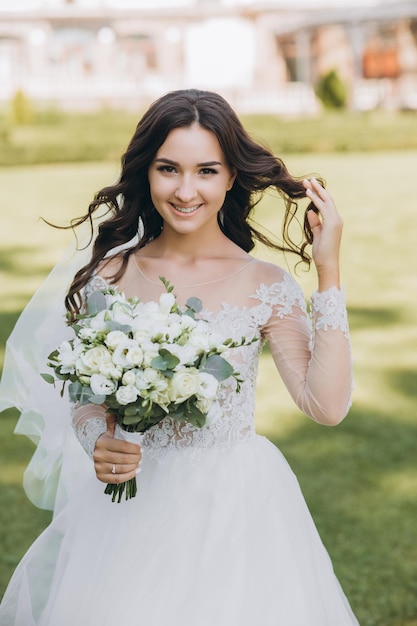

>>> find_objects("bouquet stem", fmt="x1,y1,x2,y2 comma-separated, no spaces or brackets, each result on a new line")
104,478,137,503
104,424,144,503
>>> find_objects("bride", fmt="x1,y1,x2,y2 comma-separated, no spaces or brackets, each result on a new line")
0,88,359,625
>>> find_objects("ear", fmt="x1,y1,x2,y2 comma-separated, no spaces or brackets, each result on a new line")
227,169,237,191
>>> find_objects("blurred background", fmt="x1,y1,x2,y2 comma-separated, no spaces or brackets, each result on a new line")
1,0,417,113
1,1,417,625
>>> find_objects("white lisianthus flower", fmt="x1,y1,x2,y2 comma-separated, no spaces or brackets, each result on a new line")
76,346,112,375
105,330,127,349
170,369,201,404
112,339,140,368
90,374,117,396
115,385,138,405
122,370,137,386
159,292,176,315
198,372,219,399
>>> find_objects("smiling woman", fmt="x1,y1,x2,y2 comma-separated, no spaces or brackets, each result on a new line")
0,89,359,626
147,124,236,236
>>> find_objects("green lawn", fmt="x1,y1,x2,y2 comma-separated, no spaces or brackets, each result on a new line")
0,153,416,625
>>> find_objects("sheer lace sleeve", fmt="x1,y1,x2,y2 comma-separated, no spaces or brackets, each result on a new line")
71,403,107,458
259,276,353,425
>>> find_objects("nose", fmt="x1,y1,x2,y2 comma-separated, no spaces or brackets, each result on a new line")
174,175,197,204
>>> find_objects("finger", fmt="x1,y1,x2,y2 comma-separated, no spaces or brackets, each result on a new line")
307,208,322,231
304,178,332,207
95,435,142,457
98,466,140,484
94,448,142,466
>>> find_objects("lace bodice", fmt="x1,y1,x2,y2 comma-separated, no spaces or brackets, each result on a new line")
72,262,352,463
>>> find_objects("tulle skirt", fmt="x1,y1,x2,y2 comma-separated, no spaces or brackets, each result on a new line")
0,435,359,625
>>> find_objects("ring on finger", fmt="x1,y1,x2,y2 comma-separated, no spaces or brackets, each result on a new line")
111,463,116,475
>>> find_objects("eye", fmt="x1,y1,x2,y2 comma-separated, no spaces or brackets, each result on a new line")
156,165,177,174
199,168,218,176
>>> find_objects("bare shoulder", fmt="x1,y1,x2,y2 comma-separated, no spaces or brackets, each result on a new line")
248,258,292,285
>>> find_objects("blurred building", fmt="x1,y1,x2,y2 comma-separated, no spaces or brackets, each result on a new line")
1,0,417,113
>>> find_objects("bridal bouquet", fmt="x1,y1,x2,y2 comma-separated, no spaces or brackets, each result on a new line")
43,277,254,502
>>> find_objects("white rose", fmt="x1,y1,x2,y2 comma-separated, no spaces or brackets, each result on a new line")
76,346,112,375
170,369,201,404
142,367,162,385
115,385,138,405
122,370,137,386
90,374,117,396
125,345,143,367
195,396,211,415
105,330,127,349
198,372,219,399
159,292,176,315
99,362,123,380
149,388,170,410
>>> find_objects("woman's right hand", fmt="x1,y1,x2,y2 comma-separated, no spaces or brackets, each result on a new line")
93,416,142,484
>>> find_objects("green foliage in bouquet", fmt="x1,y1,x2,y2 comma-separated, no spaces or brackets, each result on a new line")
42,277,257,502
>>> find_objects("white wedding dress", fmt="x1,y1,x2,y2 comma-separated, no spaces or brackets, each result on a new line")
0,256,359,625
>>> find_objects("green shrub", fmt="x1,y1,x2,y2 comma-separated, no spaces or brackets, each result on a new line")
315,70,348,110
11,90,36,125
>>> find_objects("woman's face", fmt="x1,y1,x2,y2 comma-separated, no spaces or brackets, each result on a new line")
148,123,236,237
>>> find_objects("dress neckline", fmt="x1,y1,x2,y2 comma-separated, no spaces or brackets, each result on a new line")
132,254,255,288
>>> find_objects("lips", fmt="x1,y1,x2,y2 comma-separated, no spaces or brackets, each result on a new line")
171,203,202,214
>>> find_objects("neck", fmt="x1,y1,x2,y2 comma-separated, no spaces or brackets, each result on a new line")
150,225,232,261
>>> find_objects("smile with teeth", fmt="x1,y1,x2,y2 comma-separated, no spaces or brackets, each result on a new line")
172,203,202,214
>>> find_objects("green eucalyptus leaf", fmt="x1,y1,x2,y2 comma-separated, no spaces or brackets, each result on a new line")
201,354,234,381
185,296,202,314
151,349,180,371
106,321,132,333
87,291,107,315
89,394,106,405
41,373,55,385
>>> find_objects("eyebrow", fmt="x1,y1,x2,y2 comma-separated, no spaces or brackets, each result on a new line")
154,158,223,167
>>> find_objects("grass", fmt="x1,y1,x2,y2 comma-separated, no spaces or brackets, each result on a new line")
2,108,417,166
0,151,416,624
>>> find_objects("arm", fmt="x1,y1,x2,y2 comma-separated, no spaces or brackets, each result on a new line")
72,403,141,484
263,179,352,425
263,285,352,425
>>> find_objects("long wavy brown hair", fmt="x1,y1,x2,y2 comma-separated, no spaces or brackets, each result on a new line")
64,88,319,319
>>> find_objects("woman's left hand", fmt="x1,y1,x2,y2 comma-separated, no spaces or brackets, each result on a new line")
303,177,343,291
